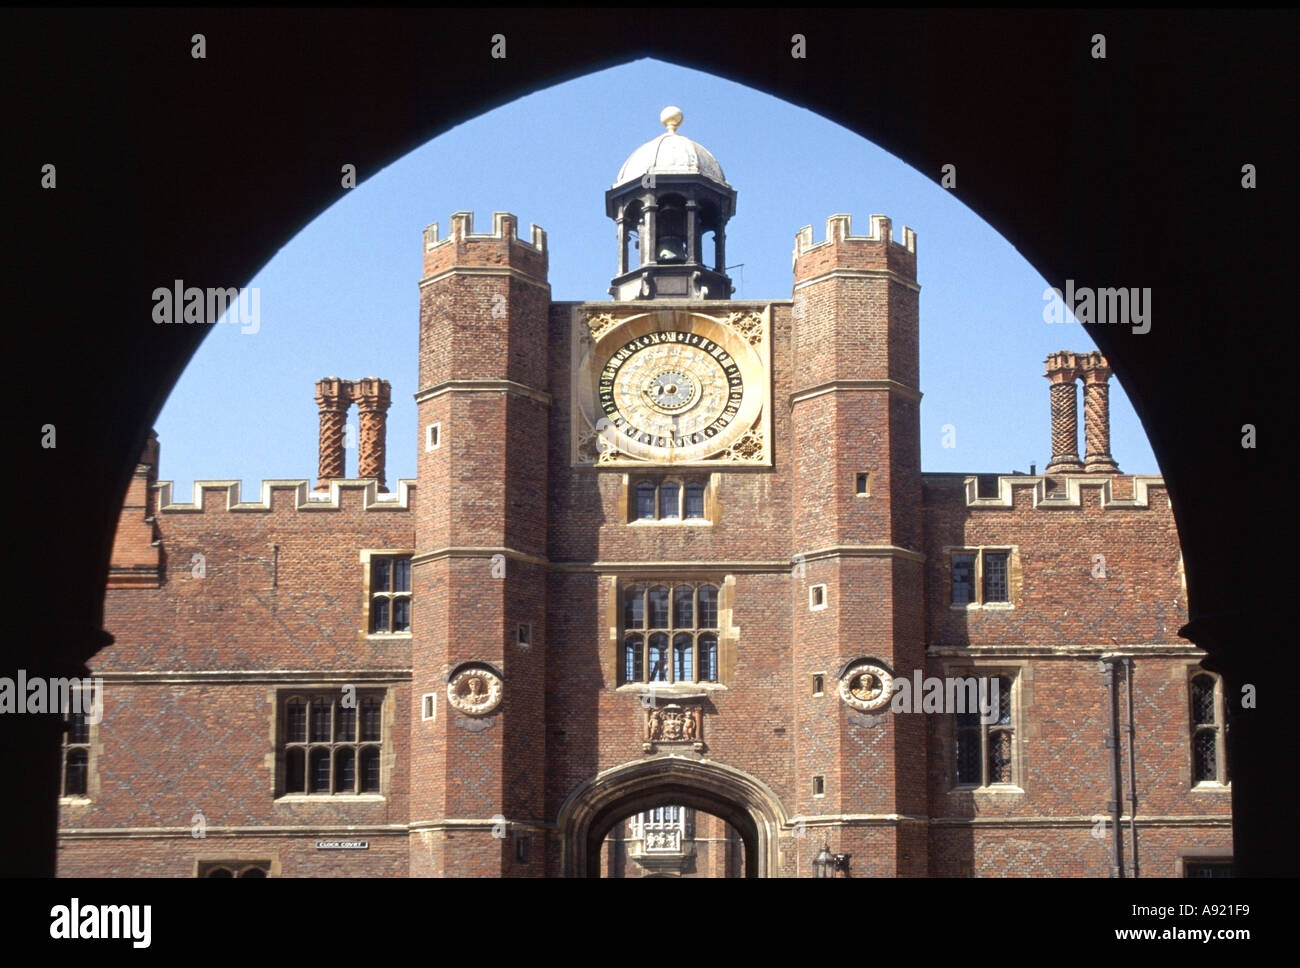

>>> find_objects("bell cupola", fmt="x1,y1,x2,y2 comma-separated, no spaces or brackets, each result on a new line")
606,107,737,300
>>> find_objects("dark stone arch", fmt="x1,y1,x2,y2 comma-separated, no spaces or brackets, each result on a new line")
557,756,791,877
8,9,1289,876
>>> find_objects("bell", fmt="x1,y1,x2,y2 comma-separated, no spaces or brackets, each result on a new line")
657,235,687,262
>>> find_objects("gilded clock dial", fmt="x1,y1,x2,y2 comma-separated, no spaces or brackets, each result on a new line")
599,331,744,448
643,370,696,412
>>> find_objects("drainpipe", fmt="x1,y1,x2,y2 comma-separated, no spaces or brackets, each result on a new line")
1124,657,1139,877
1101,655,1124,878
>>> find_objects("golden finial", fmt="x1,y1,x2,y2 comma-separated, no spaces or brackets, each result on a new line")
660,106,683,133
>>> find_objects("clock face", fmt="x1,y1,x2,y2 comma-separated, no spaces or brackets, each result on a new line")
574,309,770,465
598,332,743,449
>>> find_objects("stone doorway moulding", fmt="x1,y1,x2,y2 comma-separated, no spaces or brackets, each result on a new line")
557,755,791,878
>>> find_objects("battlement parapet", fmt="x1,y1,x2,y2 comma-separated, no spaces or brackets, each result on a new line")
424,211,547,253
793,213,917,285
794,213,917,257
154,478,414,513
951,474,1167,510
422,211,548,281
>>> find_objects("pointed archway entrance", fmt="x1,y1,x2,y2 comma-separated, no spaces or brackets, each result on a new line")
557,755,791,877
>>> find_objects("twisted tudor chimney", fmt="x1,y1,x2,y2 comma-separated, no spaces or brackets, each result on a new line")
354,376,392,491
1044,351,1085,473
315,377,353,491
1080,351,1120,473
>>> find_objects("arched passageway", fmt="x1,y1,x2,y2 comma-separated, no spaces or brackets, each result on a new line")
557,756,791,878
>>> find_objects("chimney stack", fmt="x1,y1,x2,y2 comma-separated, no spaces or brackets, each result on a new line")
1080,351,1120,473
354,377,392,491
314,377,353,491
1043,352,1085,473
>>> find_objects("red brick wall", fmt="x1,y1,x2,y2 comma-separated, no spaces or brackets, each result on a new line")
77,210,1228,878
78,480,415,876
59,834,409,878
922,475,1187,647
106,458,160,587
920,473,1227,874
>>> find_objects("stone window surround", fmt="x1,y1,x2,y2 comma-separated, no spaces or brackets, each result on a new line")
628,805,691,854
360,549,414,639
1174,847,1233,878
619,585,720,685
269,686,394,802
944,545,1020,610
607,575,737,692
1185,664,1231,791
58,682,101,806
942,660,1027,795
624,473,716,525
196,858,279,877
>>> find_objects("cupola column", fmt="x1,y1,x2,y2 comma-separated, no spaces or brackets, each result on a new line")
643,203,657,266
686,199,698,264
616,211,628,277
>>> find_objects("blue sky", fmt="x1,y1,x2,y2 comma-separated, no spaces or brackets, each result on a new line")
154,58,1159,495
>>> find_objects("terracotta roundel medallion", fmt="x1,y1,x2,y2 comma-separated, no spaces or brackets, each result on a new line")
447,668,503,716
838,663,894,712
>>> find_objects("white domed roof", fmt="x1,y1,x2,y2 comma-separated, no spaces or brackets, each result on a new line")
614,107,729,188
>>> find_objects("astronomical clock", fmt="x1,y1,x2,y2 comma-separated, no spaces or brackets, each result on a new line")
572,306,772,466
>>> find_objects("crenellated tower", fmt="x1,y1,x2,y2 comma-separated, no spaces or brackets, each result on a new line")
409,211,551,876
788,213,926,876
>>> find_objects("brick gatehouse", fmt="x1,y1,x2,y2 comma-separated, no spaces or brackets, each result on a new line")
64,108,1230,877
